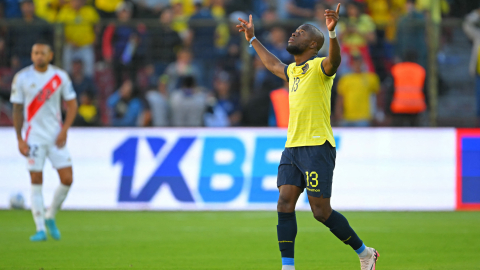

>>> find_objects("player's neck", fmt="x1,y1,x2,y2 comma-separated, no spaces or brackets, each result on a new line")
33,65,49,73
294,53,314,66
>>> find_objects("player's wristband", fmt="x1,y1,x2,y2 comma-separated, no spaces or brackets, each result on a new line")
249,36,257,47
329,30,336,39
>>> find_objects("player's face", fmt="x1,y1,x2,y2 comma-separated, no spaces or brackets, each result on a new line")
31,44,53,68
286,26,310,55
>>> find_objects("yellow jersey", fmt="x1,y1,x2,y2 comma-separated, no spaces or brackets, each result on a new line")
284,57,336,148
56,5,100,47
337,72,380,121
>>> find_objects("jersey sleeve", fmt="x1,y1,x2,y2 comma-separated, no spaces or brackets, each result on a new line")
9,74,24,104
61,74,77,101
284,64,290,82
319,58,336,78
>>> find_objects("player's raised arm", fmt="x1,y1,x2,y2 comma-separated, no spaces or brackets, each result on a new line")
237,15,288,81
322,3,341,76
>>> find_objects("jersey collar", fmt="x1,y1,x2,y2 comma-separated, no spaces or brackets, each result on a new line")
296,56,317,66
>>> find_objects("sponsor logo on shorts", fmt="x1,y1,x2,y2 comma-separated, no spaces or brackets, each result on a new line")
306,187,321,192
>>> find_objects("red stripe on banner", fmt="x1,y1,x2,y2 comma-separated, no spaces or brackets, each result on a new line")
27,74,62,122
456,128,480,211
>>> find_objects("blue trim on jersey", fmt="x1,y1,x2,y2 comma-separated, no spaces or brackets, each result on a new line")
296,56,317,66
282,257,295,266
320,58,335,77
284,65,289,82
355,243,366,255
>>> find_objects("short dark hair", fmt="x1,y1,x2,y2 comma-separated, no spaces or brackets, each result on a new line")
33,39,53,51
181,75,196,88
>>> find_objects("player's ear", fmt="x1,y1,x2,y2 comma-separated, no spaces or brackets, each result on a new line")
310,41,317,49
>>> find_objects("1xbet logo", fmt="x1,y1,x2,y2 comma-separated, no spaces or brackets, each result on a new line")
113,136,341,203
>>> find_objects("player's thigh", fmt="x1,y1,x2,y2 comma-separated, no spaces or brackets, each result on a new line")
26,144,47,174
297,143,336,199
277,149,306,191
47,145,73,172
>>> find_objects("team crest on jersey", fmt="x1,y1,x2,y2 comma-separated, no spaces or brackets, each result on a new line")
302,63,309,74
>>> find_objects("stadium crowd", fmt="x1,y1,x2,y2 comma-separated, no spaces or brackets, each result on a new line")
0,0,477,127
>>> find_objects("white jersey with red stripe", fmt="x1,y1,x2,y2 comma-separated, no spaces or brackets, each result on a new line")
10,65,76,145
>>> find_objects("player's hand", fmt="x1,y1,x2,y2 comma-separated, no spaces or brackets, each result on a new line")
56,130,67,148
325,3,341,31
236,14,255,42
18,139,29,157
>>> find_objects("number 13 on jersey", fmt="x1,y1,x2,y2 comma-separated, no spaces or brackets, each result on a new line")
292,77,300,92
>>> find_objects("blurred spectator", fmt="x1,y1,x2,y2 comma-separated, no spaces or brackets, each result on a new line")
252,55,282,94
95,0,123,19
34,0,61,22
204,72,241,127
308,3,333,57
416,0,450,24
188,0,216,88
261,6,278,26
70,58,97,102
170,75,206,127
265,26,293,64
335,56,380,127
286,0,315,19
463,9,480,127
224,0,252,15
388,51,426,126
0,37,6,67
145,74,169,126
0,0,21,18
149,7,183,76
338,2,376,72
107,79,144,126
7,0,53,68
211,0,230,52
269,80,289,128
164,48,201,93
74,91,100,126
171,0,190,40
396,0,426,68
132,0,169,18
252,0,269,18
57,0,99,77
102,2,148,89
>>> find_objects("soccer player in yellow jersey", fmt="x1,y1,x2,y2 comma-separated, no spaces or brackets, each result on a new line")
237,4,379,270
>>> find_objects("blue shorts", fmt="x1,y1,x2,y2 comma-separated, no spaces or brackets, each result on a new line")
277,142,336,198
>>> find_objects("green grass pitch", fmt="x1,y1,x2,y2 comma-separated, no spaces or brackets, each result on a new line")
1,210,479,269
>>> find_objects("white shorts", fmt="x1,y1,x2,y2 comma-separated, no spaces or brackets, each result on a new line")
27,143,72,171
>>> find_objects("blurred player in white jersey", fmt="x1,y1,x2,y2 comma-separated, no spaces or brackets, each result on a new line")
10,41,78,241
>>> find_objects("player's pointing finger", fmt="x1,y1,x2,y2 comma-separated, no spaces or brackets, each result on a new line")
249,14,252,24
336,3,341,14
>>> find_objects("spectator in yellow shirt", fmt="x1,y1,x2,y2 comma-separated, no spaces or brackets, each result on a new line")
57,0,99,76
335,55,380,127
95,0,123,18
338,2,376,72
